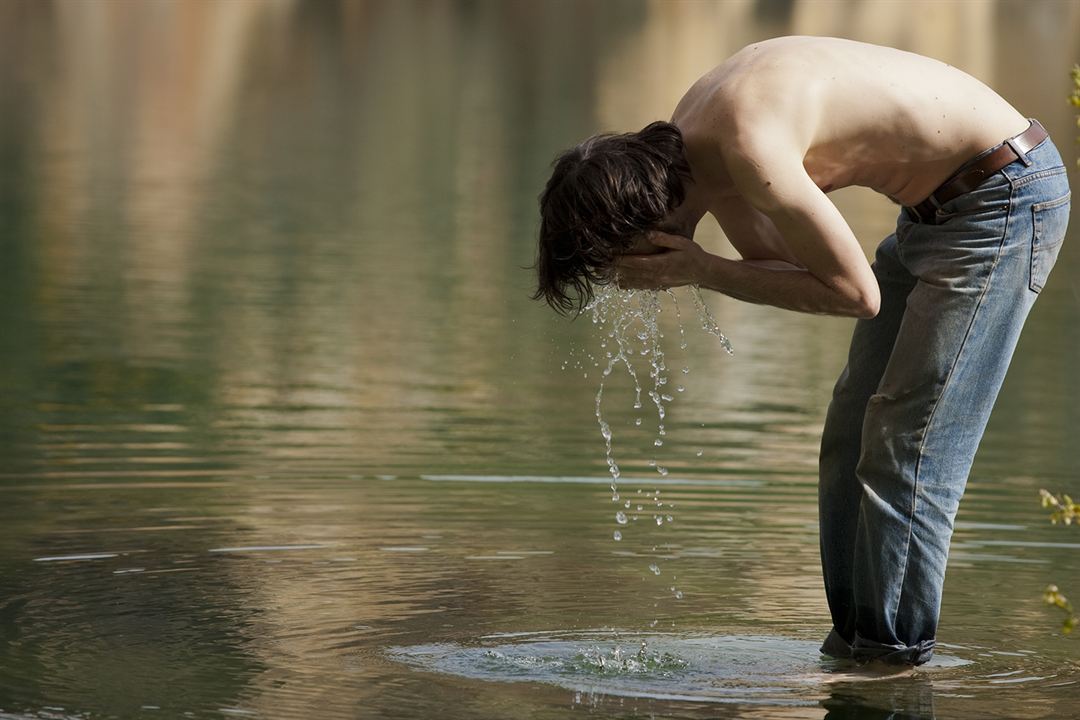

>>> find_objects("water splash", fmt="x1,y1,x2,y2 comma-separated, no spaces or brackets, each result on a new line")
689,285,734,355
468,638,688,678
573,641,687,676
582,284,733,609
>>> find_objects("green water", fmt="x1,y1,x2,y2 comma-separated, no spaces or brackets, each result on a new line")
1,1,1079,718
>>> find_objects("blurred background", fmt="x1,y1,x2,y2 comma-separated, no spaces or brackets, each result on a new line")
0,1,1078,718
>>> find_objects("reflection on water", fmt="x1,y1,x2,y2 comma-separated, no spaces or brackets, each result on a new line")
0,1,1079,718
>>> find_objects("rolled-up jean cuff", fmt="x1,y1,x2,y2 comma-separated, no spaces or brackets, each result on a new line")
852,634,936,666
819,627,853,659
819,628,935,666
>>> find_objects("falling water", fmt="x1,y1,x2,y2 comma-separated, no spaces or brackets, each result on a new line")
580,284,733,611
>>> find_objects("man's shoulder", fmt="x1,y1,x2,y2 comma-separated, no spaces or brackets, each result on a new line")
679,103,806,173
678,48,821,158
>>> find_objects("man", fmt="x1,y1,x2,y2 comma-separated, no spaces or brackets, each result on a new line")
533,36,1071,666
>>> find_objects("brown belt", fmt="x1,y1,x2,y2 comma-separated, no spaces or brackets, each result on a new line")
910,118,1048,224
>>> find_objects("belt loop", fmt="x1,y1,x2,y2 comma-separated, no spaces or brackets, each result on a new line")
1005,136,1032,167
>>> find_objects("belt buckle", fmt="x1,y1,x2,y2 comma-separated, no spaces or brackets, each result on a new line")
911,201,937,225
922,195,943,224
1004,136,1033,166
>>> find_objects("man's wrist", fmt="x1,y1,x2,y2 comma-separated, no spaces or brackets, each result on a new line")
693,252,722,290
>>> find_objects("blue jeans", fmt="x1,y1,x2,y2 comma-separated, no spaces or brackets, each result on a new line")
818,133,1071,665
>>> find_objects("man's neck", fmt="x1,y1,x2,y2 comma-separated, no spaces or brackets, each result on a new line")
661,181,711,239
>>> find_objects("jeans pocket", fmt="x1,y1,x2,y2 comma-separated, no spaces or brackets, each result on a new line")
1030,191,1070,293
934,204,1008,224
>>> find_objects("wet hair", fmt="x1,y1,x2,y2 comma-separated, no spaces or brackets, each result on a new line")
532,121,692,315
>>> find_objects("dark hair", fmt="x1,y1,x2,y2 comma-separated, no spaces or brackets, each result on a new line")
532,120,692,315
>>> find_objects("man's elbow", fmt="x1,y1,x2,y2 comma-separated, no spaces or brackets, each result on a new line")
831,282,879,319
850,288,880,319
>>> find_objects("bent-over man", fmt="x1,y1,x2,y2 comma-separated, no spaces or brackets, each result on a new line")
533,36,1071,666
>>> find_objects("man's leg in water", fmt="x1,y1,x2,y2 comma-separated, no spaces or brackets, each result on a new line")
847,140,1069,665
818,231,916,659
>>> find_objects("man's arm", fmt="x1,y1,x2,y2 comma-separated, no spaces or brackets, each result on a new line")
618,129,880,318
616,232,876,317
710,193,800,265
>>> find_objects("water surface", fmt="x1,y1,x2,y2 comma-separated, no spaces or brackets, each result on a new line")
1,1,1079,718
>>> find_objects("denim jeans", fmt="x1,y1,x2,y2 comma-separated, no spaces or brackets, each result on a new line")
818,132,1071,665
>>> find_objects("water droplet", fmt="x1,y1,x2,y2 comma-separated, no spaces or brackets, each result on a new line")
655,516,663,526
635,417,642,426
649,564,661,575
696,450,703,457
613,530,622,541
654,438,663,447
657,466,669,477
615,511,628,525
666,515,673,523
674,590,684,600
676,385,685,393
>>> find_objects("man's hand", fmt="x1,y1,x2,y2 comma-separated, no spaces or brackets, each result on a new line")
615,232,709,290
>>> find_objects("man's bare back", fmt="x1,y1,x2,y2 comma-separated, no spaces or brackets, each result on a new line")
675,36,1028,206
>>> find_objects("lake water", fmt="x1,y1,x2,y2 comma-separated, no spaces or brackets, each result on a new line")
1,1,1079,718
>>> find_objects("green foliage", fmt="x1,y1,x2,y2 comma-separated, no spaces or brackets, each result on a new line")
1072,65,1080,166
1044,585,1077,634
1046,68,1080,632
1071,65,1080,110
1040,488,1080,525
1041,489,1079,634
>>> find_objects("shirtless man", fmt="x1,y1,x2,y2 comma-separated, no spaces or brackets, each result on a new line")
533,36,1071,666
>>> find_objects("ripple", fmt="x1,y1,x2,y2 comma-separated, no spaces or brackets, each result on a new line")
207,544,331,553
387,632,971,705
421,475,765,487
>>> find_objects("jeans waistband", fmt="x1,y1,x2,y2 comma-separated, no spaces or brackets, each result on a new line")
907,119,1049,224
